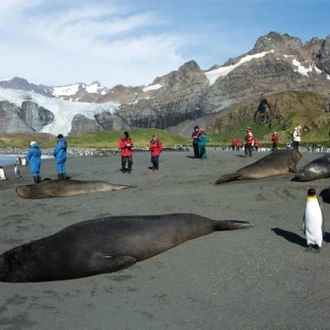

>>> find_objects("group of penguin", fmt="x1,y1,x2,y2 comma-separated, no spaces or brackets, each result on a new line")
0,163,21,181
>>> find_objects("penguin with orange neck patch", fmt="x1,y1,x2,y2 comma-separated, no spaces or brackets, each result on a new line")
303,188,324,252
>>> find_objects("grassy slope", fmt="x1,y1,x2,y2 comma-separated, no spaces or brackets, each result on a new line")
207,91,330,147
0,129,190,149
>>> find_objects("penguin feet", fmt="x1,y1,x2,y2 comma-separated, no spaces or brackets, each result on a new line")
305,244,321,253
305,244,314,252
313,244,321,253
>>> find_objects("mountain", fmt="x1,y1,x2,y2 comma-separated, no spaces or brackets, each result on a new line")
0,31,330,137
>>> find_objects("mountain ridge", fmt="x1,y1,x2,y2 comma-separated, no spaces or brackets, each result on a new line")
0,31,330,137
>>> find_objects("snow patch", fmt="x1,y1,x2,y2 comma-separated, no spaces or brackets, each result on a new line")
143,83,163,92
205,50,274,85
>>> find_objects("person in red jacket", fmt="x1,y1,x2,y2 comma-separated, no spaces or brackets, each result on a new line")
149,134,163,171
272,131,279,150
118,131,134,173
244,127,254,156
254,138,259,151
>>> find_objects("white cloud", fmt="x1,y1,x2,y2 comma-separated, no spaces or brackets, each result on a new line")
0,0,185,87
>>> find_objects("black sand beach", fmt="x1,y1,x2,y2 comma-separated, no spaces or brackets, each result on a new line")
1,149,330,330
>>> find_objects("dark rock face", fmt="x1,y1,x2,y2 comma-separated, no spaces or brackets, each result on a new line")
21,101,54,131
0,101,32,133
70,114,103,135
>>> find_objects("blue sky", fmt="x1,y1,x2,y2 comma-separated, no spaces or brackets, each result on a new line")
0,0,329,88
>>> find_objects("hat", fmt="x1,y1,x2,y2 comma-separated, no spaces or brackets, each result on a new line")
152,134,156,138
57,134,64,139
30,141,37,146
194,125,199,130
246,127,251,131
297,125,302,130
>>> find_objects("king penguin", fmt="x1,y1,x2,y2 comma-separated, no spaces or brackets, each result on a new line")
303,188,324,252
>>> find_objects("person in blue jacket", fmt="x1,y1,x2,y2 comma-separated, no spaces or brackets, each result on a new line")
53,134,67,179
26,141,42,183
197,129,208,159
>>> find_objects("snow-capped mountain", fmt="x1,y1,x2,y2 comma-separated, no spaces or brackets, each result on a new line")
1,31,330,137
0,77,108,101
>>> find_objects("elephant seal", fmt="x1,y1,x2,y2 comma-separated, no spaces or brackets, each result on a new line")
215,149,302,184
16,179,137,199
0,213,251,282
293,153,330,182
303,188,323,252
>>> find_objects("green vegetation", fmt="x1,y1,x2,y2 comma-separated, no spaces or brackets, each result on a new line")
207,91,330,147
66,129,189,148
0,129,190,149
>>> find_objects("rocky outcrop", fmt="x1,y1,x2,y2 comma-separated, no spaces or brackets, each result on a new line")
0,101,32,133
70,114,103,135
21,101,54,131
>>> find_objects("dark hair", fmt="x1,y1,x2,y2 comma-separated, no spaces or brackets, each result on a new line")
194,125,199,130
124,131,129,138
57,134,64,139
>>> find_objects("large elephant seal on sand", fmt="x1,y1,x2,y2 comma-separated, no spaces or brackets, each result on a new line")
215,149,302,184
16,179,136,199
293,154,330,182
0,213,251,282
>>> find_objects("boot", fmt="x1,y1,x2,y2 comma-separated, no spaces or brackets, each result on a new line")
37,175,41,183
33,176,38,184
62,173,67,180
58,174,63,180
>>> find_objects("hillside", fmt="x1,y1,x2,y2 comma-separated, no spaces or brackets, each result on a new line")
207,91,330,145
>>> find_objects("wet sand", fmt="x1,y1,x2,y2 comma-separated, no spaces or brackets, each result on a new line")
0,149,330,330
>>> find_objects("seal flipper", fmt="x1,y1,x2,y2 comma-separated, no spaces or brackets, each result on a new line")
289,164,298,173
215,173,241,185
213,220,252,230
90,255,137,275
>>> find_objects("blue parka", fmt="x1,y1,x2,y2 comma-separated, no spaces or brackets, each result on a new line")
26,144,42,174
53,137,67,163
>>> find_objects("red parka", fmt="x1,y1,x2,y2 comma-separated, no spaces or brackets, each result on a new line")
119,136,134,157
150,137,163,156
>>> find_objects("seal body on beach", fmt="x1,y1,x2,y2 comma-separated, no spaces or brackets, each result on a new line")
16,179,137,199
293,153,330,182
0,213,251,282
303,188,323,252
0,166,8,181
215,149,302,184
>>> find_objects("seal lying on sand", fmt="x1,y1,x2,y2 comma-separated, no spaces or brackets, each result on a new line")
0,213,251,282
16,179,137,199
293,154,330,182
215,149,302,184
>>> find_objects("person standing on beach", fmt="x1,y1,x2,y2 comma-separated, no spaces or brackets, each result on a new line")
254,138,259,151
197,129,207,159
149,134,163,171
192,125,200,158
272,132,279,150
53,134,68,179
292,126,302,150
26,141,42,184
119,131,134,173
244,127,254,157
